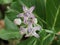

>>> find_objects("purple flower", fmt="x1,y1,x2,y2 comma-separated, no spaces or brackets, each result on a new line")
25,25,41,38
15,5,42,38
17,5,35,24
20,24,41,38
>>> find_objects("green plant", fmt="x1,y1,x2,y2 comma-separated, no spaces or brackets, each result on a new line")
0,0,60,45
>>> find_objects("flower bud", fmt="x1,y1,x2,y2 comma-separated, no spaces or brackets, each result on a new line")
14,18,21,25
33,18,37,24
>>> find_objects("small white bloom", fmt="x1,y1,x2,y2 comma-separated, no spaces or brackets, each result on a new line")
14,18,22,25
33,18,37,24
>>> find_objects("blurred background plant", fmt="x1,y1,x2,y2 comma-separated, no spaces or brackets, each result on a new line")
0,0,60,45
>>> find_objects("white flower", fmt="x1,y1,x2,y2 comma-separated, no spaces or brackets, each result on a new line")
14,18,22,25
32,18,38,24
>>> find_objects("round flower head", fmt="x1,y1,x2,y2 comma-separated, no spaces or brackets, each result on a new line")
14,18,22,25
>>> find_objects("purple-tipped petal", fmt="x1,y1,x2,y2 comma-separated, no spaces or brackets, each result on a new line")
27,26,32,33
20,26,27,35
25,32,39,38
25,12,35,18
32,32,39,38
23,5,28,12
33,26,41,31
28,6,35,13
31,13,35,18
23,17,28,24
25,34,30,37
17,13,24,17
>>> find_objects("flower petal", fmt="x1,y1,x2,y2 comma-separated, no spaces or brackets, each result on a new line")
33,26,41,31
23,17,28,24
32,32,39,38
28,6,35,13
20,26,27,35
25,34,31,37
17,13,24,17
23,5,28,12
27,25,33,33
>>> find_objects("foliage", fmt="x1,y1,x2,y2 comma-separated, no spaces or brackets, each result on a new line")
0,0,60,45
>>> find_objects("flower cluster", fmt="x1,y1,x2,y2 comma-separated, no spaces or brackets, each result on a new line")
14,5,42,38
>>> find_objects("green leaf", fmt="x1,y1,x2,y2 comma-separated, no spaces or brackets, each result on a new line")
36,29,55,45
6,7,19,21
17,37,37,45
0,0,13,4
36,30,47,45
42,34,55,45
0,29,22,40
46,0,60,31
6,1,22,21
5,16,19,31
10,1,22,12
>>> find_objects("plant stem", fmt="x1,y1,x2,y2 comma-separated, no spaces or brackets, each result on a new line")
52,5,60,30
